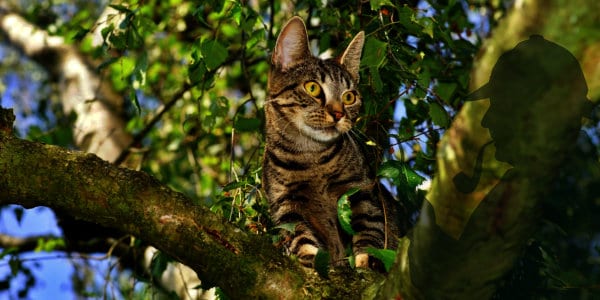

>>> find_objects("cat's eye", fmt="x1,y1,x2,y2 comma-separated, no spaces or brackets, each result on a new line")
341,91,356,105
304,81,322,98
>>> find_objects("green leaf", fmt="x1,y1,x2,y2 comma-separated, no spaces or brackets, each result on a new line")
396,5,422,34
369,0,394,10
420,18,435,38
0,247,18,259
133,52,148,87
234,117,261,132
211,96,229,117
108,32,127,49
96,57,119,72
222,180,246,191
314,249,330,278
201,40,228,70
429,102,449,128
100,23,115,41
150,251,171,279
109,4,132,13
337,187,360,236
369,66,384,93
214,287,231,300
273,223,297,233
71,26,90,41
35,238,66,252
9,257,20,276
130,89,140,115
378,161,425,202
436,82,458,103
189,59,207,84
367,248,396,272
136,15,157,34
362,37,387,67
230,2,242,25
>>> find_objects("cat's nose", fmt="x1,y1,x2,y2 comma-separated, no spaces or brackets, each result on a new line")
327,104,345,122
332,111,344,121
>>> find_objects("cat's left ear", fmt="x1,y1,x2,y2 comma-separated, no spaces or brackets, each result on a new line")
338,31,365,82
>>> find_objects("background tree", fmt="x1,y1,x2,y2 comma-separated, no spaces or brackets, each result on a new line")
1,0,599,299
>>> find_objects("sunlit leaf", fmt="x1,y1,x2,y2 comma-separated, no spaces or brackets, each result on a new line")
201,40,228,70
367,248,397,272
378,161,426,202
337,187,360,236
369,0,394,10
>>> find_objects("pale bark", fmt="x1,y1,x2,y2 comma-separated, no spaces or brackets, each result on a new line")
0,10,131,163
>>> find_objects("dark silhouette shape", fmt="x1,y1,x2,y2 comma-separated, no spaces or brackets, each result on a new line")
453,140,493,193
410,35,597,299
453,35,593,190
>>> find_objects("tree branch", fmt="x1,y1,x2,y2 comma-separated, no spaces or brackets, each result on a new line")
0,234,62,251
0,107,384,299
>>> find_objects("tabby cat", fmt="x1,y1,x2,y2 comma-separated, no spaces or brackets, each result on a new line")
263,17,403,269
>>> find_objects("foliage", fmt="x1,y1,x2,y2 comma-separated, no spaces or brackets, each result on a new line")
1,0,600,298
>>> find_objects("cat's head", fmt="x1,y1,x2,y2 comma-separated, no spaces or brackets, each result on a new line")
267,16,364,144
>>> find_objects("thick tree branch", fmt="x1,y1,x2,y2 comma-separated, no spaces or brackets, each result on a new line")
0,108,385,299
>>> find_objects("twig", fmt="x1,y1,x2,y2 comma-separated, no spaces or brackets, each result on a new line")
112,82,192,166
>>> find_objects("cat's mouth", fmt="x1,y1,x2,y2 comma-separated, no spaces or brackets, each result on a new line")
298,121,351,143
299,123,345,142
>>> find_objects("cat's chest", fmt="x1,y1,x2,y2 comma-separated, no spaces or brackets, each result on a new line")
283,152,371,193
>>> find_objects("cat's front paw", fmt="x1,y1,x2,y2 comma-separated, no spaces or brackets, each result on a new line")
355,253,369,268
296,244,319,267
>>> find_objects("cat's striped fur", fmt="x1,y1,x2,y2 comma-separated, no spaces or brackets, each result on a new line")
263,17,402,269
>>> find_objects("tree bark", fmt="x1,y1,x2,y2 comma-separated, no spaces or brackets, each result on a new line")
0,108,386,299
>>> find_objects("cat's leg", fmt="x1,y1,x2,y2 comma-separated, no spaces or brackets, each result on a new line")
350,190,386,268
288,222,322,267
274,208,324,267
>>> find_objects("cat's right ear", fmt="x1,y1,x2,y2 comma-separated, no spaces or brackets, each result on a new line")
272,16,312,71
